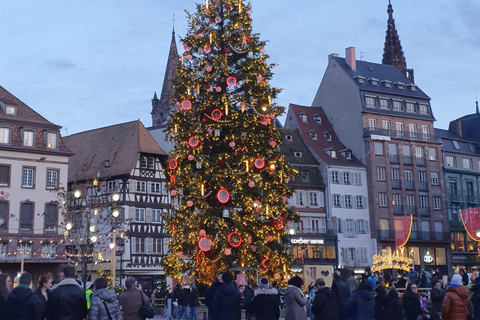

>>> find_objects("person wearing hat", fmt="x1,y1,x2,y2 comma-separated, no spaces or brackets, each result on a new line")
212,272,241,320
284,275,307,320
178,284,191,320
246,277,280,320
311,278,339,320
442,273,473,320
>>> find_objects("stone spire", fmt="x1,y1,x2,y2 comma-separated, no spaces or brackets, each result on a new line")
152,30,179,126
382,1,414,82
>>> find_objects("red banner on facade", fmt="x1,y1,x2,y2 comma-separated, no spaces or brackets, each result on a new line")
460,208,480,241
394,215,412,248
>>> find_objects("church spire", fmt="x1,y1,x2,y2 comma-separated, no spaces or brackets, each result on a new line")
382,1,414,81
152,29,179,126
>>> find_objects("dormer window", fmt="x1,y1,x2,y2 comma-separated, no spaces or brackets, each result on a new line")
345,152,352,160
452,140,460,150
309,131,318,140
105,160,111,168
379,98,389,110
298,113,307,123
407,84,417,91
323,132,332,142
325,148,337,159
381,80,392,88
406,102,416,113
285,135,293,141
302,171,309,182
294,152,302,158
5,105,16,115
313,115,322,125
365,96,376,108
354,76,365,84
46,132,58,150
419,104,429,115
368,77,379,86
394,82,405,89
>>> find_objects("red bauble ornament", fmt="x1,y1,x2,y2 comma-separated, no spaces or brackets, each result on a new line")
248,181,255,188
225,4,231,9
171,190,177,197
168,159,178,170
206,66,212,73
97,241,101,245
188,154,194,161
201,118,206,123
224,49,229,54
211,109,222,120
267,235,274,242
225,248,231,255
199,229,206,236
254,158,265,169
226,76,237,87
187,200,194,207
228,232,242,248
203,45,212,54
273,217,284,231
188,137,200,148
198,237,213,252
181,99,192,111
229,141,235,148
217,189,230,204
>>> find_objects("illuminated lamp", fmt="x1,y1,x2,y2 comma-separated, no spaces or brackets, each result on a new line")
198,237,212,252
181,99,192,111
211,109,222,120
254,158,265,169
188,137,200,148
168,159,178,170
217,189,230,204
228,232,242,248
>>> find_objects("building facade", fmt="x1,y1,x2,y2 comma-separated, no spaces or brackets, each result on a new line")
0,86,72,280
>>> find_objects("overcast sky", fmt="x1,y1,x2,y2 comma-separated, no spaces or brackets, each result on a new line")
0,0,479,136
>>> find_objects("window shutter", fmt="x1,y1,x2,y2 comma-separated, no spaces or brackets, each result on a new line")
147,238,153,254
163,238,170,255
363,197,368,209
355,220,359,238
365,221,370,234
131,237,136,254
356,248,360,266
295,193,300,206
146,208,152,223
341,248,346,263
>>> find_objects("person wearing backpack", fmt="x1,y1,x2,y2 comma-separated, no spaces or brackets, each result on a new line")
119,276,151,320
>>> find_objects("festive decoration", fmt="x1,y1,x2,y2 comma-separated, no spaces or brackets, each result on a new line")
461,208,480,241
168,159,178,170
394,215,413,248
198,237,213,252
162,0,297,285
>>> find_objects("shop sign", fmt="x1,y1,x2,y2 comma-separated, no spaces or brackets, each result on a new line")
424,252,433,263
371,254,413,272
290,237,324,245
291,268,303,273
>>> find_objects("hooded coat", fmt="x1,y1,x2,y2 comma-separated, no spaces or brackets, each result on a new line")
284,285,308,320
205,279,223,315
374,290,392,320
46,278,88,320
89,288,122,320
346,289,375,320
3,284,43,320
118,288,151,320
430,286,445,313
311,287,339,320
442,285,474,320
402,292,423,320
246,288,280,320
212,284,241,320
387,288,403,320
332,279,350,320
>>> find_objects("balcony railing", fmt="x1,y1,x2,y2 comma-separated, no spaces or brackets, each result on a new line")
377,230,449,241
389,154,399,163
364,128,433,142
393,205,403,214
467,195,477,204
418,206,430,216
406,206,416,214
418,182,428,191
391,180,402,189
405,181,415,190
416,157,426,166
403,156,412,165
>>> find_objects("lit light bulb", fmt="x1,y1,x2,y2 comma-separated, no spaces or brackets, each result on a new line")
74,190,81,198
66,222,73,230
112,193,120,202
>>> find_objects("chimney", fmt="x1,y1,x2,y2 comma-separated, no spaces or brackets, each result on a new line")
456,119,462,137
328,53,339,62
345,47,356,71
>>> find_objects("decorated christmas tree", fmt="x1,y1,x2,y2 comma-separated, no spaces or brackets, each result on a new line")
163,0,298,285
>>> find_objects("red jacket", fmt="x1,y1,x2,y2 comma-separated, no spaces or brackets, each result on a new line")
442,285,473,320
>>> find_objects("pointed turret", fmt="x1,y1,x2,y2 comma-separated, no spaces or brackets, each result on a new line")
152,30,179,126
382,1,414,82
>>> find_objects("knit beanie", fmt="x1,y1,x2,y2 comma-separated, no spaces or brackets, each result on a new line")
258,277,270,290
450,274,463,286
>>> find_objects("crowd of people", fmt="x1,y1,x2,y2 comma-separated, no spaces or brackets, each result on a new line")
0,264,154,320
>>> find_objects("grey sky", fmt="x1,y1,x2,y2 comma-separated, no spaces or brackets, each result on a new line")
0,0,478,135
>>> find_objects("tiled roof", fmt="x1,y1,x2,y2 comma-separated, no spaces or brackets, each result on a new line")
64,120,167,182
287,104,364,167
435,128,480,156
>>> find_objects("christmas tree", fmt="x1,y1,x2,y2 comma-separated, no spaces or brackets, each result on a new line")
163,0,298,285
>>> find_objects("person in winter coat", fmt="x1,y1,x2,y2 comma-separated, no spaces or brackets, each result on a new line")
387,284,404,320
430,279,444,319
205,271,224,320
368,272,377,291
46,264,87,320
401,283,423,320
86,282,94,310
118,276,151,320
246,277,280,320
332,271,350,320
178,285,191,320
212,271,241,320
470,275,480,320
34,274,53,318
346,280,375,320
284,275,307,320
3,272,43,320
173,283,183,320
311,278,339,320
442,273,474,320
347,270,358,293
374,285,392,320
189,286,201,320
88,277,121,320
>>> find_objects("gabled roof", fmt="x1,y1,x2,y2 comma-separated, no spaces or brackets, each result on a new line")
0,86,60,128
287,104,364,168
64,120,167,182
435,128,480,156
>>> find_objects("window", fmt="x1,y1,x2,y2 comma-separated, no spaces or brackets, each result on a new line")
108,180,118,191
422,125,430,141
310,132,318,140
151,209,162,223
419,104,428,115
452,140,460,149
356,196,364,208
380,219,389,230
428,148,437,161
379,99,389,109
299,113,307,123
389,144,397,161
431,172,439,185
418,171,426,183
313,115,322,124
409,124,417,140
353,173,362,185
23,130,34,147
463,158,473,170
391,168,399,180
140,156,148,168
294,152,302,158
309,192,318,206
404,170,413,184
433,197,441,210
450,180,458,195
395,122,404,138
445,156,456,167
148,157,155,169
302,171,309,182
376,167,386,181
46,169,58,189
383,120,391,135
41,244,56,258
393,193,401,206
0,128,10,144
374,142,383,155
46,133,57,149
135,208,146,222
22,167,35,188
357,220,367,234
330,150,337,158
296,192,305,206
344,195,352,208
0,165,10,187
152,238,163,254
346,219,355,237
0,201,8,230
345,152,352,160
366,96,376,108
44,203,57,231
343,172,351,184
133,238,146,254
20,202,34,231
337,218,343,233
392,100,403,111
136,181,146,192
406,195,415,207
5,105,16,115
333,194,341,207
150,182,161,194
368,119,377,131
379,193,387,206
331,171,339,183
324,133,332,141
311,218,326,233
419,196,428,210
359,248,368,263
406,102,416,113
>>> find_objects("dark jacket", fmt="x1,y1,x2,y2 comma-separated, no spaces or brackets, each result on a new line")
430,287,444,313
46,278,87,320
89,288,121,320
4,284,43,320
402,292,422,320
387,288,403,320
178,287,191,307
205,279,223,314
374,291,392,320
246,288,280,320
212,284,241,320
189,289,200,308
33,287,49,315
346,289,375,320
471,279,480,320
332,279,350,320
311,287,339,320
118,288,150,320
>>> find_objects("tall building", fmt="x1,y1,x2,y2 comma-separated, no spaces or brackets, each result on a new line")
311,3,449,273
284,105,375,270
63,120,170,290
0,86,72,279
